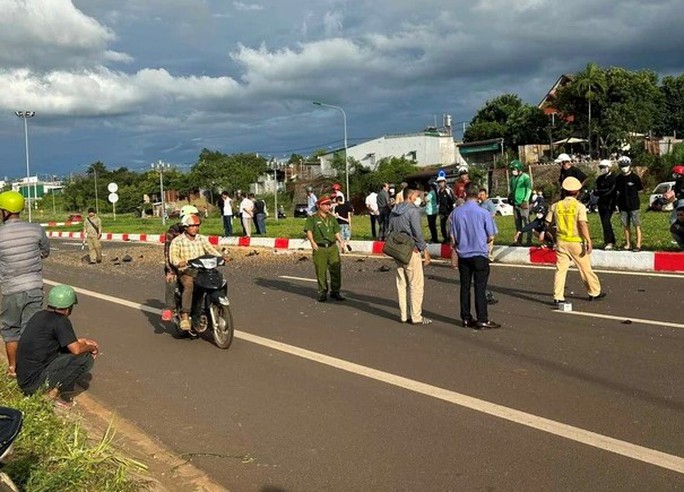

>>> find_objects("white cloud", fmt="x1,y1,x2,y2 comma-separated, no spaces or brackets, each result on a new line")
233,1,263,12
0,67,240,116
0,0,126,70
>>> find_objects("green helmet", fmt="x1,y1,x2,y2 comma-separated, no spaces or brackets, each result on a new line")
509,160,523,171
47,285,78,309
0,191,25,214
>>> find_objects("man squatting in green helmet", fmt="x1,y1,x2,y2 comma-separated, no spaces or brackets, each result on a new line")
16,285,99,407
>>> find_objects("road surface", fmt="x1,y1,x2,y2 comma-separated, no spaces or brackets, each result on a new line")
43,240,684,491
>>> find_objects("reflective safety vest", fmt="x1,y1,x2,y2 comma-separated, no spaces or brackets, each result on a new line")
555,199,583,242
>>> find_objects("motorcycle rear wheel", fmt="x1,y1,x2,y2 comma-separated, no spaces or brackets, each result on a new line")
211,304,234,349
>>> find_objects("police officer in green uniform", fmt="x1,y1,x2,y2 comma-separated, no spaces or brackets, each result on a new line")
304,195,345,302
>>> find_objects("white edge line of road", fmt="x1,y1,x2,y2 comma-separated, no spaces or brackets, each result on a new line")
554,310,684,329
43,278,684,475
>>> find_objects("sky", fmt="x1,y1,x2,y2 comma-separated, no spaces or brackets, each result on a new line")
1,0,684,179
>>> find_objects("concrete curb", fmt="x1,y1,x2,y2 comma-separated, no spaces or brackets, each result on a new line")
46,230,684,273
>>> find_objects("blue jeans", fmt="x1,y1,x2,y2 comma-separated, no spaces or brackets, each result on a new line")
255,213,266,235
222,215,233,236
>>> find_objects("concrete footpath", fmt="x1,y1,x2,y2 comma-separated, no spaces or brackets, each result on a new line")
46,230,684,273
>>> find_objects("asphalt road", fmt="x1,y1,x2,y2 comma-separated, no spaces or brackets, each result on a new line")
43,240,684,491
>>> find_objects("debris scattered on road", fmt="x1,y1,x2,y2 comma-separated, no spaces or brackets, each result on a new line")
622,319,633,324
378,265,390,272
246,250,260,257
122,254,133,262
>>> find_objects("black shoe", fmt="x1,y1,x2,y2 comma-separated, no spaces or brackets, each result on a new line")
588,292,607,301
553,299,566,305
318,293,327,302
462,319,476,328
475,320,501,330
346,244,352,252
330,292,346,301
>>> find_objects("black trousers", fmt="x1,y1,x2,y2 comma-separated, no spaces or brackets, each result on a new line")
598,206,615,245
379,208,391,240
439,214,450,243
23,353,94,395
458,255,490,322
370,214,378,239
427,214,438,243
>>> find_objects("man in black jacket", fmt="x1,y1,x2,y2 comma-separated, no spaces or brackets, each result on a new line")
436,176,455,243
615,156,643,251
594,160,617,250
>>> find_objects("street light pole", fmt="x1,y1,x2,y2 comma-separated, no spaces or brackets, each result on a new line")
15,111,36,222
51,175,56,216
313,101,349,200
152,161,170,225
93,168,99,216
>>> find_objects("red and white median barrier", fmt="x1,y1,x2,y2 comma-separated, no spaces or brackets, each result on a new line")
40,220,81,227
46,231,684,273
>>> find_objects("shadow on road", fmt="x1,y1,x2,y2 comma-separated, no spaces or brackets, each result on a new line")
255,277,455,326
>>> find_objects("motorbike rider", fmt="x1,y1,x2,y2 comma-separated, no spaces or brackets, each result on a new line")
161,205,200,321
169,214,226,331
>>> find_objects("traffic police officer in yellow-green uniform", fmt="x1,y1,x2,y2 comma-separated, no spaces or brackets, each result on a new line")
545,177,605,303
304,195,345,302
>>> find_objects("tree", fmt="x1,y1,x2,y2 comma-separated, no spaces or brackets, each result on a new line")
657,74,684,137
574,62,607,156
464,94,548,150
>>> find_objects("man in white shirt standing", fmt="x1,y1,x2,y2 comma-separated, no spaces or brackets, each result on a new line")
219,191,233,237
239,193,255,237
365,191,379,239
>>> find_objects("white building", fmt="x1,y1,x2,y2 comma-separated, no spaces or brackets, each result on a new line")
318,128,467,176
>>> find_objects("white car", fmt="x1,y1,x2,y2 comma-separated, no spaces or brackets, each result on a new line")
649,181,676,211
490,196,514,216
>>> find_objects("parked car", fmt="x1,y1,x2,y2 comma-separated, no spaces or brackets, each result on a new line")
490,196,514,216
67,213,83,222
649,181,676,211
293,203,309,218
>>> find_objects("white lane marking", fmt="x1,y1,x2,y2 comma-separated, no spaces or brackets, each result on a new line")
44,277,684,474
281,276,683,329
43,279,160,315
491,262,683,278
279,275,316,283
555,310,684,329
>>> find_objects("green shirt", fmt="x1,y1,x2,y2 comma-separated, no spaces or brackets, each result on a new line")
304,213,340,244
509,172,532,206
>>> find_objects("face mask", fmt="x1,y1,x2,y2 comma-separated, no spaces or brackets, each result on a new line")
599,167,609,175
414,197,422,207
674,173,683,179
536,213,544,219
511,170,519,176
621,166,630,174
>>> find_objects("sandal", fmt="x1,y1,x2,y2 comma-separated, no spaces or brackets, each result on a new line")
7,366,16,379
414,318,433,325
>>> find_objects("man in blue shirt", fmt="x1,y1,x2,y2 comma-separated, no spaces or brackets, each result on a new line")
450,183,500,330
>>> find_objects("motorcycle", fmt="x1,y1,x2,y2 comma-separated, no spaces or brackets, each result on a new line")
171,255,234,349
0,407,23,492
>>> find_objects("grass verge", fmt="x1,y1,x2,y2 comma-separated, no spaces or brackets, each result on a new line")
41,205,681,252
0,364,148,491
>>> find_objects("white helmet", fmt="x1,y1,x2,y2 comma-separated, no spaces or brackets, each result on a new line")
181,214,201,227
179,205,199,218
617,156,631,167
598,160,612,168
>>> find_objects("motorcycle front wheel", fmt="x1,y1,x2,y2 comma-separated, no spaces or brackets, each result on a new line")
210,303,234,349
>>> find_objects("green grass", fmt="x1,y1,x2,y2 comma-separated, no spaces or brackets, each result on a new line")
32,206,680,252
0,367,148,491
